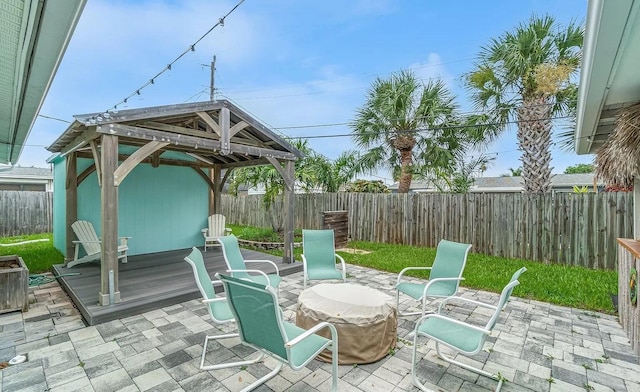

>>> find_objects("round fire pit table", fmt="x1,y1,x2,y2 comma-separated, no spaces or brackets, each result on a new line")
296,283,397,364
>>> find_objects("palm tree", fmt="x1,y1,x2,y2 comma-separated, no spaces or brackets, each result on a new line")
351,70,464,193
424,155,494,193
466,15,583,193
228,140,363,232
308,149,366,192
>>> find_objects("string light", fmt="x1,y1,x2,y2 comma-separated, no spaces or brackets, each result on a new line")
82,0,246,124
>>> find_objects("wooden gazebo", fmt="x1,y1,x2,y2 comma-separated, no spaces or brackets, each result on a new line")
47,100,302,306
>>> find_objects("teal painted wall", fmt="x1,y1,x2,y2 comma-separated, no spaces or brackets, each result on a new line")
53,154,210,257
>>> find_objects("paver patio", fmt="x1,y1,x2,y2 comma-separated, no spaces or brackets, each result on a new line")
1,264,639,392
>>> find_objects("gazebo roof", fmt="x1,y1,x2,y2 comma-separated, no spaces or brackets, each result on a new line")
47,99,302,168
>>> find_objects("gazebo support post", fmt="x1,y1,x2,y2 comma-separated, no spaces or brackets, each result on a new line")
283,160,295,263
65,152,78,266
212,165,221,214
99,134,120,305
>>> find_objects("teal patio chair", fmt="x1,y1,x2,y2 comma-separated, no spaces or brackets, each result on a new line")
217,273,339,392
396,239,471,317
218,235,282,290
411,267,527,392
301,229,346,288
184,247,264,371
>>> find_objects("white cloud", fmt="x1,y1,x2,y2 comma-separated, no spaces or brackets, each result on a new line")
409,53,456,91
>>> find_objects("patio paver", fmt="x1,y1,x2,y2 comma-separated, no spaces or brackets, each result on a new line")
1,265,638,391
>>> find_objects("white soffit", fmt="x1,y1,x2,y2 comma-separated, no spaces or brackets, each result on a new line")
0,0,86,164
575,0,640,155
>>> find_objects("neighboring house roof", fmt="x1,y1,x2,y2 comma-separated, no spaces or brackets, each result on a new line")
0,0,86,164
574,0,640,155
389,174,601,192
0,166,52,179
0,165,53,191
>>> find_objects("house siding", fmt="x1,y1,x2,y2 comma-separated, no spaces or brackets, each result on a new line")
53,156,210,257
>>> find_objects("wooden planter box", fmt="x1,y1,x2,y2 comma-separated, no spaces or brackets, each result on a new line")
0,255,29,314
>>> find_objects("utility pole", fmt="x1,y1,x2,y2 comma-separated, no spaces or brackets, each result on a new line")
210,55,216,101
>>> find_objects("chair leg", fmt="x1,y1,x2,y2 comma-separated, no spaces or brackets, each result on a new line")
330,341,338,392
397,289,443,318
435,342,504,392
200,333,265,371
411,330,434,392
238,361,284,392
396,291,428,317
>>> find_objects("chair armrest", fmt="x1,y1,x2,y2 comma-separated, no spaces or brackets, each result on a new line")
397,266,432,285
286,321,337,348
72,240,102,244
415,313,490,336
227,269,272,284
224,228,232,235
335,254,347,278
244,259,280,275
437,295,499,313
118,237,131,246
422,277,465,296
202,297,226,304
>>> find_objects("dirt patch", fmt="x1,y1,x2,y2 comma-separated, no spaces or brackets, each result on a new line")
336,248,371,255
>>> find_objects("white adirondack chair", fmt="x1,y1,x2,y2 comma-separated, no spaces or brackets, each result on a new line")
68,220,130,268
201,214,232,251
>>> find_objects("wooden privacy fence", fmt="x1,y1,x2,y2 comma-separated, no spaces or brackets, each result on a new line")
222,192,634,270
0,191,53,237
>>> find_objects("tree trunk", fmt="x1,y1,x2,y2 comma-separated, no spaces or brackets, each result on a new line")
397,148,413,193
517,96,553,194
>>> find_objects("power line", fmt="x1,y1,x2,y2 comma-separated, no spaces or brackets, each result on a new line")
271,102,575,132
37,115,71,124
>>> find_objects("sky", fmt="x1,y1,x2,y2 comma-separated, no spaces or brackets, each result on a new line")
21,0,594,182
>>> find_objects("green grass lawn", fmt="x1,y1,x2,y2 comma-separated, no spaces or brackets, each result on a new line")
0,233,64,274
340,241,617,314
228,225,618,315
1,230,618,314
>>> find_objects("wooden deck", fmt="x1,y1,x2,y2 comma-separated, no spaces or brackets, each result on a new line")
52,247,302,326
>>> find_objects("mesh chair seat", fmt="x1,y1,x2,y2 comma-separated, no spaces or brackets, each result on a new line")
219,273,339,392
396,280,457,300
411,267,527,392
